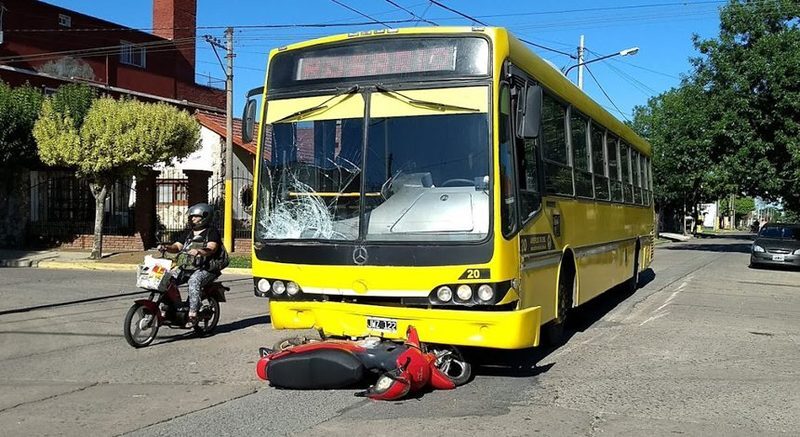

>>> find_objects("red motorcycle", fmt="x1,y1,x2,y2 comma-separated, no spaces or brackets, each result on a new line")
256,326,471,400
123,251,228,348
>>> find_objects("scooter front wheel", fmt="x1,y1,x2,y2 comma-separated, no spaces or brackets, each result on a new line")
193,296,220,336
124,303,160,348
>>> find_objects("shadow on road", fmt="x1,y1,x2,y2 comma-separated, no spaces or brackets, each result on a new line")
466,268,656,380
214,314,271,334
660,234,754,254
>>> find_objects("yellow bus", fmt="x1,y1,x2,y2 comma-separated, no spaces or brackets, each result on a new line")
242,26,654,358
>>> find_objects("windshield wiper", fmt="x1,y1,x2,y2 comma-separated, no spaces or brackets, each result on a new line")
375,84,480,113
274,85,360,123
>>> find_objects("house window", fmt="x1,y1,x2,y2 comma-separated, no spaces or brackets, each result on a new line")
58,14,71,28
157,180,188,205
120,41,146,67
0,4,7,45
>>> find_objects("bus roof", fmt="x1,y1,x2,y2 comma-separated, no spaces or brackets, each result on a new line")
267,26,651,156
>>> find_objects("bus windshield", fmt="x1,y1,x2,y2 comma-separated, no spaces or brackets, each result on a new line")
256,111,490,243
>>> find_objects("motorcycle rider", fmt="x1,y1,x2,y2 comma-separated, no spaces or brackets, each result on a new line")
157,203,223,325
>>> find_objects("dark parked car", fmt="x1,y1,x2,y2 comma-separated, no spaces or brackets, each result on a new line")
750,223,800,268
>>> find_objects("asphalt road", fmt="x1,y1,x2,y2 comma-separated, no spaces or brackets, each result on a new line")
0,234,797,436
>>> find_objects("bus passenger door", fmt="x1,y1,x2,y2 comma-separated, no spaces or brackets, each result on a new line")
507,72,559,323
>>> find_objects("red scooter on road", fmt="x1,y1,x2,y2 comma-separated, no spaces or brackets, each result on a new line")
123,251,228,348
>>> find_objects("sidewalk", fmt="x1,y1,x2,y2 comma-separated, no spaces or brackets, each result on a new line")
0,249,252,275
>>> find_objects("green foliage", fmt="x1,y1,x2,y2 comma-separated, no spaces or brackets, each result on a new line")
0,82,44,166
719,196,756,217
692,0,800,211
35,96,200,178
630,84,719,211
633,0,800,217
49,84,95,130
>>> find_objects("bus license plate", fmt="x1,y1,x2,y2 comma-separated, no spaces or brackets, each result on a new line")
772,255,785,261
366,317,397,333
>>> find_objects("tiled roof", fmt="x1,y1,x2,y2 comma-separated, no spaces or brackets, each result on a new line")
195,111,258,155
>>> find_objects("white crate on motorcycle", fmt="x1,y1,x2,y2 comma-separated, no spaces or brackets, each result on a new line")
136,256,173,291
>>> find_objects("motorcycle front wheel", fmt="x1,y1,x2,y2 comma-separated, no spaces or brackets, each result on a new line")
193,296,220,336
124,303,160,348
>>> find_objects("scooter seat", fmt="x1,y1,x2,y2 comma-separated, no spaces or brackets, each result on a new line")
266,349,365,389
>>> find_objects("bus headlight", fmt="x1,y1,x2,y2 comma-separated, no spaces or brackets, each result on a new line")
272,280,286,295
477,284,494,302
456,284,473,301
257,279,270,293
286,281,300,296
436,286,453,302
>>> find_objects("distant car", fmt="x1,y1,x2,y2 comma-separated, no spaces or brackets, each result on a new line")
750,223,800,268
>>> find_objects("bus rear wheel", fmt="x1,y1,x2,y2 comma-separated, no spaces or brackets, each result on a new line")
542,265,575,346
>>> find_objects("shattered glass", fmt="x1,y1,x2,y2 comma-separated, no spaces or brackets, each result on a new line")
256,107,491,243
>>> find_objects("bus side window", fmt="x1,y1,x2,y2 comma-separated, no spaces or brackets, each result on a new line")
499,84,518,236
541,94,572,196
570,110,592,198
590,123,609,200
607,135,623,202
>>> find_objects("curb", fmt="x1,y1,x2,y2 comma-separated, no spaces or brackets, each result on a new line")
37,260,251,276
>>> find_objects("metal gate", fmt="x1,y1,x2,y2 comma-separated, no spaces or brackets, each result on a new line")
27,171,136,242
208,168,254,241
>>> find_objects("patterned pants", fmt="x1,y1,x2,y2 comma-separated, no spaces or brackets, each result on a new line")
186,269,218,313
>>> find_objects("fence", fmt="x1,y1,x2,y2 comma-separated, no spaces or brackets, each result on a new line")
27,171,136,244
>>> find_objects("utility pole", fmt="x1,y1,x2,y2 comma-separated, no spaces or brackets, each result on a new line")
203,29,235,250
577,35,585,90
223,27,234,251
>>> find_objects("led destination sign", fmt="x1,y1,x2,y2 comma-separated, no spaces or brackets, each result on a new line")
296,46,457,80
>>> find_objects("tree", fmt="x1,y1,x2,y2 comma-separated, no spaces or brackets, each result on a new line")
630,84,721,225
0,82,44,166
0,82,44,247
692,0,800,213
35,96,200,259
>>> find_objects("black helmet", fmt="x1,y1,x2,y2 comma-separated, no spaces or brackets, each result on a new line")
187,202,213,229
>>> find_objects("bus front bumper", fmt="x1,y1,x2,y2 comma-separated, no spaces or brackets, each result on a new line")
269,300,541,349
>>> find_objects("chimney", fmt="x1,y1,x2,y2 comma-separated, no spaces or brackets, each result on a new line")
152,0,196,81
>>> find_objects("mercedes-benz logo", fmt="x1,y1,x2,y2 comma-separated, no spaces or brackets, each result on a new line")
352,246,368,265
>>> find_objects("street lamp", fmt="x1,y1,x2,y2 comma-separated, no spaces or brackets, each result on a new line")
564,46,639,89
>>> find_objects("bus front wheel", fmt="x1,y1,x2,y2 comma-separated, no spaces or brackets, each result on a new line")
542,264,575,346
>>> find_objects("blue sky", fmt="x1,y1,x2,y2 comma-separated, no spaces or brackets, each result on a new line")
44,0,725,119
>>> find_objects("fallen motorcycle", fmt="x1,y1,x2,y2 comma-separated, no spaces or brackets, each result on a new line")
255,326,471,400
123,250,228,348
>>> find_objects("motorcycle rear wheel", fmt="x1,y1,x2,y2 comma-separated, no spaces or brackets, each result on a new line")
193,296,220,336
124,303,159,348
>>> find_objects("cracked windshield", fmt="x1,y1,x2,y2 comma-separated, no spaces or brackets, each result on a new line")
256,98,490,242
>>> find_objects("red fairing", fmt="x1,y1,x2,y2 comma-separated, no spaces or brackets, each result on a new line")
364,326,455,400
255,356,270,380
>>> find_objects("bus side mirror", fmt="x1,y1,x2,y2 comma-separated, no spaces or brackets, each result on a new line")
241,86,264,144
241,99,257,144
520,85,542,139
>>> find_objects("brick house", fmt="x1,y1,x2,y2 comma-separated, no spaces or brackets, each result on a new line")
0,0,246,251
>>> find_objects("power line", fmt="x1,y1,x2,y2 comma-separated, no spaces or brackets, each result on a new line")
330,0,393,29
584,65,630,122
383,0,438,26
427,0,575,58
0,37,197,64
428,0,489,26
4,19,421,34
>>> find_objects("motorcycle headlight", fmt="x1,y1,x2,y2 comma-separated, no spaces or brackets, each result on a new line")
477,284,494,302
373,374,394,393
257,279,270,293
436,286,453,302
456,284,473,301
752,245,765,253
272,280,286,295
286,281,300,296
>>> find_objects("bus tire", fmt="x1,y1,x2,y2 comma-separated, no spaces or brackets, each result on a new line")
542,260,575,346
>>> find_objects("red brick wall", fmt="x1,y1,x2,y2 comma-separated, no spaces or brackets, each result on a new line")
59,234,145,251
233,238,251,254
0,0,222,111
